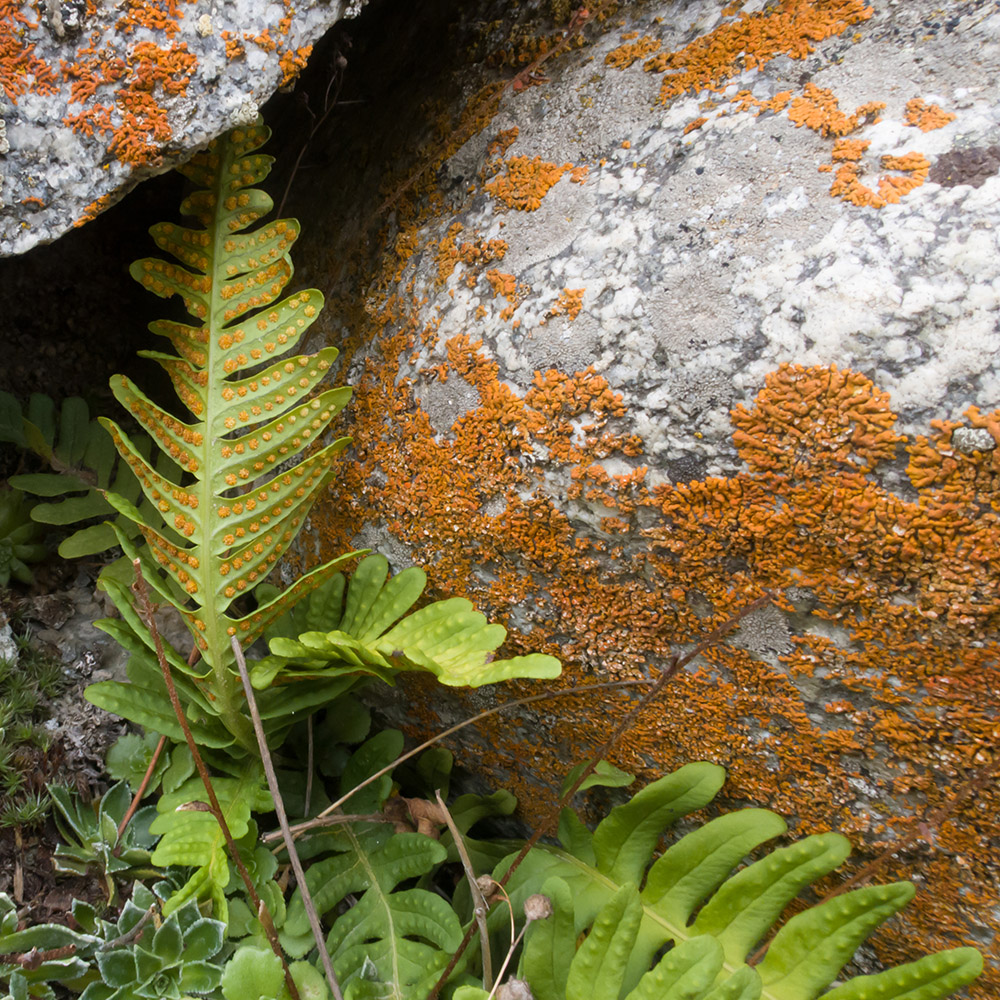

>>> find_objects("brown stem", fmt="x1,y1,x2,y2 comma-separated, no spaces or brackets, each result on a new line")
264,679,656,845
232,636,344,1000
435,790,492,989
114,647,200,852
304,714,315,818
428,592,772,998
129,562,299,1000
114,734,167,853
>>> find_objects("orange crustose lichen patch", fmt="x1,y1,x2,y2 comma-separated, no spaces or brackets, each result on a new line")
787,82,884,137
279,45,312,86
484,155,574,211
547,288,586,321
683,116,708,134
61,39,198,168
0,0,60,99
641,0,873,103
904,97,957,132
604,34,662,69
316,344,1000,993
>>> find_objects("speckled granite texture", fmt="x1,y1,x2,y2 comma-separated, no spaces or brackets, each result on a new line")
0,0,361,254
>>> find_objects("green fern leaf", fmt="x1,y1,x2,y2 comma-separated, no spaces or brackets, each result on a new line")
507,764,982,1000
821,949,983,1000
756,882,914,999
282,828,462,996
94,120,353,690
251,554,561,690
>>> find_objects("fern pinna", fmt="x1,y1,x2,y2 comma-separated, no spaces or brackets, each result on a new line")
496,763,982,1000
86,120,356,750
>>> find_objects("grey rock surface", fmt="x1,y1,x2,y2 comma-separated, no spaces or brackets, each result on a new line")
0,0,362,256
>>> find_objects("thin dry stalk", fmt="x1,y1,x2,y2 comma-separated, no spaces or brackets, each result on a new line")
231,636,345,1000
266,679,654,845
435,790,492,989
130,563,299,1000
114,733,167,851
115,646,200,850
304,715,315,817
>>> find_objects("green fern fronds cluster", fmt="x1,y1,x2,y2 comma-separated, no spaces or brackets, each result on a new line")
1,392,169,561
495,762,982,1000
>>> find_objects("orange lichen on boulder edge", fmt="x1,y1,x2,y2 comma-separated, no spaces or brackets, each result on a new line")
484,155,574,211
904,97,956,132
641,0,873,103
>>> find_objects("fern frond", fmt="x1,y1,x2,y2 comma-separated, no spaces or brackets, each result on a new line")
2,391,172,559
250,554,561,689
98,120,352,678
282,828,463,997
505,764,982,1000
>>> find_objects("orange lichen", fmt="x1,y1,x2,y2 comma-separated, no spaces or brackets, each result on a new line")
904,97,956,132
826,150,930,208
483,155,574,211
319,212,1000,990
604,34,662,69
547,288,586,321
831,137,870,160
245,29,279,53
641,1,873,104
221,31,246,60
279,45,312,86
787,82,884,137
61,39,197,168
433,226,509,287
487,127,520,159
73,191,117,228
0,0,60,100
115,0,190,38
731,364,904,476
683,116,708,135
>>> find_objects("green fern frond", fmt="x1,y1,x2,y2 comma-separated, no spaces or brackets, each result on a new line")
282,828,462,997
505,763,982,1000
97,120,354,666
3,392,169,560
250,553,561,689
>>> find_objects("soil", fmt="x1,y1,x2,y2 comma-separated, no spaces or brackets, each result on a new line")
0,572,131,927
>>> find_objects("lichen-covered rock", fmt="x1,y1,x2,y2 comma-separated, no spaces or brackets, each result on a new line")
264,0,1000,990
0,0,362,256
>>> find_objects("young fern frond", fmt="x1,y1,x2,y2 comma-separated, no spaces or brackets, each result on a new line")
502,763,982,1000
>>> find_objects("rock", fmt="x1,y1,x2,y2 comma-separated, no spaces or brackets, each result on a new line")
0,0,363,256
263,0,998,986
6,0,1000,988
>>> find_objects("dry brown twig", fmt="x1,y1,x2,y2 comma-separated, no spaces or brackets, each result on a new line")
231,636,345,1000
129,562,301,1000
